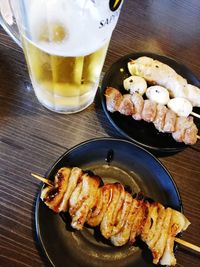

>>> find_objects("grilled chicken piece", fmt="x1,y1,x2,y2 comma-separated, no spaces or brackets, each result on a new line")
172,116,194,143
58,167,83,212
160,210,190,266
105,87,123,112
70,173,101,230
131,93,144,120
110,198,138,246
118,94,135,115
87,184,112,227
40,167,71,212
111,191,133,236
100,183,122,239
153,104,167,132
163,109,177,133
142,99,157,122
184,123,198,145
151,207,173,264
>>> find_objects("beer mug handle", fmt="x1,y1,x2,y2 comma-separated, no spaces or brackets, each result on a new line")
0,0,21,47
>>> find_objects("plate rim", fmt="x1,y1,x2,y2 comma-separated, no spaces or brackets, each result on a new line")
100,52,200,153
35,137,183,267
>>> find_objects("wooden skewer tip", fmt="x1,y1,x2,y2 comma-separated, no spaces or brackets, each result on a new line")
31,173,53,186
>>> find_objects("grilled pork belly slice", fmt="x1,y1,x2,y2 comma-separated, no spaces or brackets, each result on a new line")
87,184,112,227
129,200,148,244
70,173,101,230
147,203,166,249
110,184,126,230
160,210,190,266
111,191,133,236
58,167,83,212
100,183,122,239
40,167,71,213
151,207,173,264
141,202,159,243
87,187,103,222
110,198,138,246
69,181,83,217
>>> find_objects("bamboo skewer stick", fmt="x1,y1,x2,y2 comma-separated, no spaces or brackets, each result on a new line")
31,173,53,186
32,172,200,254
191,112,200,119
175,237,200,253
197,135,200,140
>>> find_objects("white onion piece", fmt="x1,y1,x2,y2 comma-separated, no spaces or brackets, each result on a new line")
123,76,147,95
146,85,170,105
167,97,193,117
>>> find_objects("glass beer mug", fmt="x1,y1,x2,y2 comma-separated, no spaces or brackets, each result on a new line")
0,0,123,113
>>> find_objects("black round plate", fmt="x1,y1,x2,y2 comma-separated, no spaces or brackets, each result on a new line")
35,138,182,267
100,52,200,154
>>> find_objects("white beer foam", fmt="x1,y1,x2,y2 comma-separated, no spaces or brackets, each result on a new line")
28,0,121,56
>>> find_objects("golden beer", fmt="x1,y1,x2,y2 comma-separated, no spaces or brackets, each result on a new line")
22,35,109,113
7,0,123,113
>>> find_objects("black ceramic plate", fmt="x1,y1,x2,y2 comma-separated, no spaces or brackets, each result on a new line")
100,52,200,154
35,138,182,267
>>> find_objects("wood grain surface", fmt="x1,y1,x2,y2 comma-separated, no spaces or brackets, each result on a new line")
0,1,200,266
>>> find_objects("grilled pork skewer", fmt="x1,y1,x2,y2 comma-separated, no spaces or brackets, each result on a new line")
37,168,193,266
33,172,200,254
105,87,199,145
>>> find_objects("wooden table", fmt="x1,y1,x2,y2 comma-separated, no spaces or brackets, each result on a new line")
0,1,199,266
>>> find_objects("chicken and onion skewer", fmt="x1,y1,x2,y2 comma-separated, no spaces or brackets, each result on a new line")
32,168,200,266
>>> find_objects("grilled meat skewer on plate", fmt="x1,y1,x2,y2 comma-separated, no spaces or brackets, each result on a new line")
105,87,198,145
41,167,190,266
